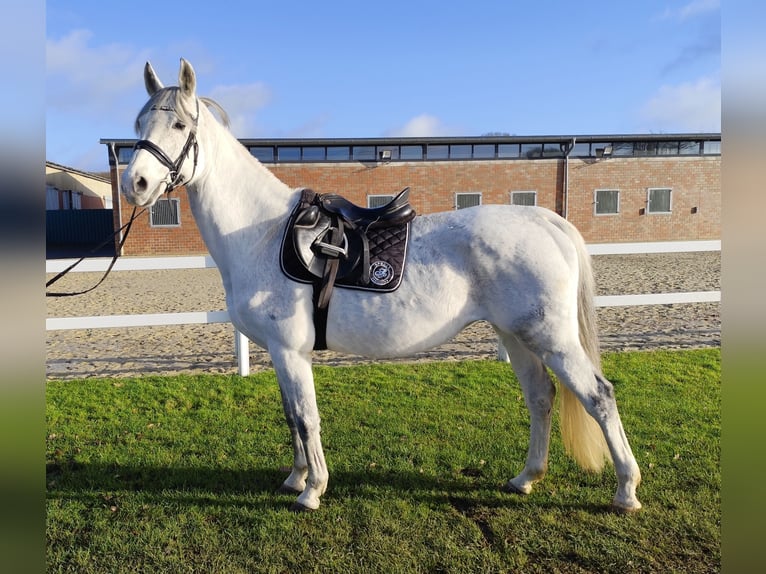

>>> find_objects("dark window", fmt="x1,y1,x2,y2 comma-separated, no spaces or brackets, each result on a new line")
449,144,472,159
679,141,701,155
571,142,591,157
521,144,543,158
657,141,679,155
612,142,634,156
327,146,350,160
542,143,565,157
400,145,423,160
455,192,481,210
150,197,180,227
277,147,301,161
497,143,519,158
117,146,134,164
353,146,376,161
473,144,495,158
302,147,326,161
250,147,274,162
595,189,620,215
647,188,672,214
426,144,448,159
511,191,536,206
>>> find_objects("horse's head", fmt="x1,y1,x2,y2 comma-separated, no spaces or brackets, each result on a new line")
121,58,201,207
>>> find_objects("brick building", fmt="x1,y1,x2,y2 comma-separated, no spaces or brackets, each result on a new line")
101,134,721,256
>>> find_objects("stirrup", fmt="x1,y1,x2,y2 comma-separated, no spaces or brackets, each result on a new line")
312,228,348,259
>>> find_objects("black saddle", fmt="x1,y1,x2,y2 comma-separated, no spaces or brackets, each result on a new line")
280,188,416,349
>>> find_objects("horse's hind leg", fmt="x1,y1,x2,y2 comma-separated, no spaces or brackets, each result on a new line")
546,345,642,512
498,333,556,496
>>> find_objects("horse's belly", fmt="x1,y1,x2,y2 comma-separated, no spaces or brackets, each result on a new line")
324,267,477,358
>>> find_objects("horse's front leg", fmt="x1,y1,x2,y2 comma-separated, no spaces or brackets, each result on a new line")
270,346,328,511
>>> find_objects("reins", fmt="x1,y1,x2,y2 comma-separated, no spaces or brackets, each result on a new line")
46,101,200,297
45,206,143,297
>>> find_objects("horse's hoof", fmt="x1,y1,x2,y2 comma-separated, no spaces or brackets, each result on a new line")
611,501,642,514
501,481,528,496
290,502,317,513
277,484,303,495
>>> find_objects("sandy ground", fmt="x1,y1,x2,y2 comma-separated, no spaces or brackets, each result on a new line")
46,252,720,380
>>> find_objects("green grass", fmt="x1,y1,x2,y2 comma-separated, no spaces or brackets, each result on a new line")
46,349,720,573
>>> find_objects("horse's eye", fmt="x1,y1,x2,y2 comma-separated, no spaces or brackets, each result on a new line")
173,121,186,130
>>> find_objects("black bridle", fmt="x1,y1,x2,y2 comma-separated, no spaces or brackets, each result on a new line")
46,100,201,297
132,98,200,194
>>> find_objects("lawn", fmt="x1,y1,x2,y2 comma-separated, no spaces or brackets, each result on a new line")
46,349,720,573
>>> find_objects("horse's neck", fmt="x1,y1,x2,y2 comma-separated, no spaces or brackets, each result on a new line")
186,117,295,266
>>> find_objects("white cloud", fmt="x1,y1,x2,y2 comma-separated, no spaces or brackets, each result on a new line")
640,75,721,132
208,83,272,137
46,29,150,113
384,113,454,137
660,0,719,21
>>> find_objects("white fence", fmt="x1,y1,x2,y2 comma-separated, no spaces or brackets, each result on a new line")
46,241,721,376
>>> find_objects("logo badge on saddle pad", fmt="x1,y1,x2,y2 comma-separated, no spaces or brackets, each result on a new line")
369,260,395,286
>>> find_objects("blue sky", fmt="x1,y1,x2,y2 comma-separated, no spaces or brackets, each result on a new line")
46,0,721,172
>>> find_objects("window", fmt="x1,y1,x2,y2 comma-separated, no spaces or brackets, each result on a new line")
426,144,448,159
250,147,274,162
368,194,394,208
571,142,592,157
679,141,701,155
449,144,472,159
400,145,423,160
498,143,519,158
647,188,672,214
455,192,481,210
511,191,537,206
353,146,376,161
327,146,350,161
703,140,721,154
118,146,135,164
302,147,326,161
521,143,543,159
150,197,181,227
473,144,495,158
542,143,565,157
595,189,620,215
277,147,301,161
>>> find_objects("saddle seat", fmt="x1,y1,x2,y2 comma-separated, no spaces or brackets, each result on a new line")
318,188,414,228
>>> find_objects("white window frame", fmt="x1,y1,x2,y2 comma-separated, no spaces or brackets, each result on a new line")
455,192,482,210
647,187,672,214
149,197,181,227
510,190,537,206
367,194,394,208
594,189,620,216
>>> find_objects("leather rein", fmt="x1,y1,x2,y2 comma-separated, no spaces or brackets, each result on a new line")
46,101,200,297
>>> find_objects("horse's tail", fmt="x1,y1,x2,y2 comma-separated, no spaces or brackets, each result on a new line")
545,213,612,473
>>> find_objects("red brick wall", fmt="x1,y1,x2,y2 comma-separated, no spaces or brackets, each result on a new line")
111,155,720,256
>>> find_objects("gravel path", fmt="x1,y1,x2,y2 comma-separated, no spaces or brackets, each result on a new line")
46,252,720,380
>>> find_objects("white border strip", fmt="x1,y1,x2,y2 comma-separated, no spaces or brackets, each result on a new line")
594,291,720,307
586,240,720,255
46,310,230,331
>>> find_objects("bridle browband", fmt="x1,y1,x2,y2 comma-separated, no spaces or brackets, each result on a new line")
132,98,200,194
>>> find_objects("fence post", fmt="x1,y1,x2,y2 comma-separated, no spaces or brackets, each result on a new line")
235,329,250,376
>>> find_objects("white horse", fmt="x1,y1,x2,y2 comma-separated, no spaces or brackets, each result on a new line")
121,59,641,513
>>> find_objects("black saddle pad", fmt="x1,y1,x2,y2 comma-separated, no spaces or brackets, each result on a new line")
280,204,411,293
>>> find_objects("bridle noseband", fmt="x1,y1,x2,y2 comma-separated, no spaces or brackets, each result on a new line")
133,98,200,194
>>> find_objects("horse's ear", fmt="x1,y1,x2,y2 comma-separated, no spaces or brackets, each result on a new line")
178,58,197,98
144,62,164,95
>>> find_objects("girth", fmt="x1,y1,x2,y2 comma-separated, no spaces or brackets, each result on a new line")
280,188,416,349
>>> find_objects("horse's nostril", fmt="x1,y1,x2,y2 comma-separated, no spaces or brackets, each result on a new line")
136,176,148,192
